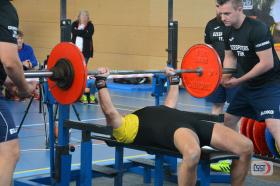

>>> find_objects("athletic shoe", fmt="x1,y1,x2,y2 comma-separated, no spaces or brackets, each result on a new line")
79,95,87,103
210,160,231,173
89,95,98,104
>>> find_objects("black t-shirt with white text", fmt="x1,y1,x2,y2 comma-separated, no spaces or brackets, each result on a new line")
0,0,18,44
225,17,280,88
205,17,227,62
0,0,11,5
0,0,19,86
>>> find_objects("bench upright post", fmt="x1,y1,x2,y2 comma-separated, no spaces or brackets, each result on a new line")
80,130,92,185
114,146,124,186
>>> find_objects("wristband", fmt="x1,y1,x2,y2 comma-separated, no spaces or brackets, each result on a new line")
169,75,180,85
95,76,107,90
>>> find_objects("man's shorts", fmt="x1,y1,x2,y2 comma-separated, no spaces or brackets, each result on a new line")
206,85,239,104
0,96,18,142
226,84,280,121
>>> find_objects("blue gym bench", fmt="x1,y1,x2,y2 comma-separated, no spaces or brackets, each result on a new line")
61,118,238,186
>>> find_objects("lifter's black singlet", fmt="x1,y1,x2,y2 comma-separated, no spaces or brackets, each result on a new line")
132,106,215,151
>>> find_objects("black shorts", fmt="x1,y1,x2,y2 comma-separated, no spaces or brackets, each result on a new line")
0,1,19,44
133,106,215,151
0,95,18,142
227,84,280,120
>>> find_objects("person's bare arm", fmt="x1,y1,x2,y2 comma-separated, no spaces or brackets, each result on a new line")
164,67,179,108
4,76,16,95
96,68,122,129
223,48,275,87
0,42,33,97
237,48,274,83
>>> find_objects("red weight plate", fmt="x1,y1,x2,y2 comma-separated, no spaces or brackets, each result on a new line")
181,44,222,98
246,119,254,137
253,121,271,156
240,117,248,135
47,42,87,104
246,119,260,154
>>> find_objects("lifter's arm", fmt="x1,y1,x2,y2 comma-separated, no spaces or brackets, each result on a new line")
0,42,33,97
164,67,179,108
164,85,179,108
96,68,122,129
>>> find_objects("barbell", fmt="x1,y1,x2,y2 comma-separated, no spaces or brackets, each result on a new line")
23,42,236,104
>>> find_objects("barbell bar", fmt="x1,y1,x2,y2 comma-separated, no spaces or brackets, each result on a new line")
23,68,203,78
90,67,236,76
22,42,236,104
24,70,53,78
24,67,236,79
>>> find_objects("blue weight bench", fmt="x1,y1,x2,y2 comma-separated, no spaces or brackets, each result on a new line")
62,112,239,186
91,133,238,186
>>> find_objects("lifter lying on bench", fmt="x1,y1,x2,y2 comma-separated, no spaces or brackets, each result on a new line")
95,67,253,186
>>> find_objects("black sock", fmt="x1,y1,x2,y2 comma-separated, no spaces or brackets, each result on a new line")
85,92,90,103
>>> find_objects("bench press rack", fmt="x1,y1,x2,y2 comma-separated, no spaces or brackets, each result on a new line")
61,117,239,186
14,77,240,186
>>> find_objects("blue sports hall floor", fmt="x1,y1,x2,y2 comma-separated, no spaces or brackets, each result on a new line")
8,81,280,185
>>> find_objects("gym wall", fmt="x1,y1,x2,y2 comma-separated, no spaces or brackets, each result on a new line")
13,0,216,70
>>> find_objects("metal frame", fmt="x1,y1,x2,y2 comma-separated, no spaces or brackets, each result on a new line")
167,0,178,68
60,0,66,20
14,75,233,186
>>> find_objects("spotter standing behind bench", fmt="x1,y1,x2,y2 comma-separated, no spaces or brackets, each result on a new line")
95,67,253,186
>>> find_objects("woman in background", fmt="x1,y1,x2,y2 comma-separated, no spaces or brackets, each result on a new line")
71,10,97,104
